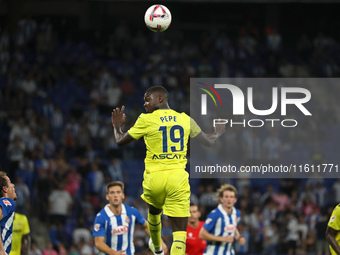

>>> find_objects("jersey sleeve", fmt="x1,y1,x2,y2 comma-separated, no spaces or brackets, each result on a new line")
93,213,107,237
0,198,15,217
128,114,148,140
328,204,340,231
132,207,146,225
22,215,30,235
202,210,219,233
190,118,202,138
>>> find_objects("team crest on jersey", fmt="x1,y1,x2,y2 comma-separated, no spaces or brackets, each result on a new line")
224,224,236,233
3,200,11,206
331,216,336,222
125,216,130,223
112,225,129,235
94,224,100,231
205,218,212,224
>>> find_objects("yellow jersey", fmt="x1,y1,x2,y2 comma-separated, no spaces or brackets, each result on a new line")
10,213,30,255
128,109,201,173
328,204,340,255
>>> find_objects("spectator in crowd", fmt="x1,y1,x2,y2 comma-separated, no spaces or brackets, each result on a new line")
315,212,330,255
7,136,26,180
48,183,73,226
29,240,43,255
332,179,340,203
262,221,279,255
13,176,30,214
10,118,30,142
285,211,299,255
107,159,124,183
73,218,91,246
42,240,58,255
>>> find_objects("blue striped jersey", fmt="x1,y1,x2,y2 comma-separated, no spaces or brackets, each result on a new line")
93,204,145,255
203,204,241,255
0,198,15,255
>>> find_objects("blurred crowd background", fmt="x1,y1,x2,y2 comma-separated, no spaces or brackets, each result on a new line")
1,1,340,255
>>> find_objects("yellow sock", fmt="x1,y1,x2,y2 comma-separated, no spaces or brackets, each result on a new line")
170,231,187,255
147,212,162,251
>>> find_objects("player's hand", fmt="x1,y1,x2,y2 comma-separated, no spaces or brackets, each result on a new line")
111,106,126,128
223,235,234,243
214,118,226,135
238,236,246,245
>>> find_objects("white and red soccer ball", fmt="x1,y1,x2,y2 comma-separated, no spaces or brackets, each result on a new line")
144,4,172,32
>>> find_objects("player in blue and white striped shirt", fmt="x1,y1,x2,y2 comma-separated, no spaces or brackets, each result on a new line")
93,181,167,255
0,171,17,255
199,184,246,255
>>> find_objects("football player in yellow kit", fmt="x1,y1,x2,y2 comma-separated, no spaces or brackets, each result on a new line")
111,86,225,255
327,204,340,255
11,213,30,255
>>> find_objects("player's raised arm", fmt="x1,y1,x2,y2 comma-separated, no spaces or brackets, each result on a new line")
192,118,226,147
111,106,134,146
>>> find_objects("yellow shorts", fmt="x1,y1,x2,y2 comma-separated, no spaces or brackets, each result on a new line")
141,169,190,217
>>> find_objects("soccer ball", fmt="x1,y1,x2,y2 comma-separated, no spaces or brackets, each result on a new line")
144,4,172,32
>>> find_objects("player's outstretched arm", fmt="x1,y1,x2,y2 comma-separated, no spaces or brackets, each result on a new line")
326,226,340,254
111,106,134,146
194,121,226,147
199,228,234,243
94,236,126,255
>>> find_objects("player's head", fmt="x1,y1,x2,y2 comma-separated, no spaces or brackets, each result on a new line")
0,171,17,200
106,181,125,207
217,184,237,210
189,203,201,225
106,181,125,193
144,86,169,113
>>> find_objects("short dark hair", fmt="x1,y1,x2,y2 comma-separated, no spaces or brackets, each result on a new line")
190,203,199,207
106,181,124,194
146,86,169,100
0,171,8,197
190,203,201,211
